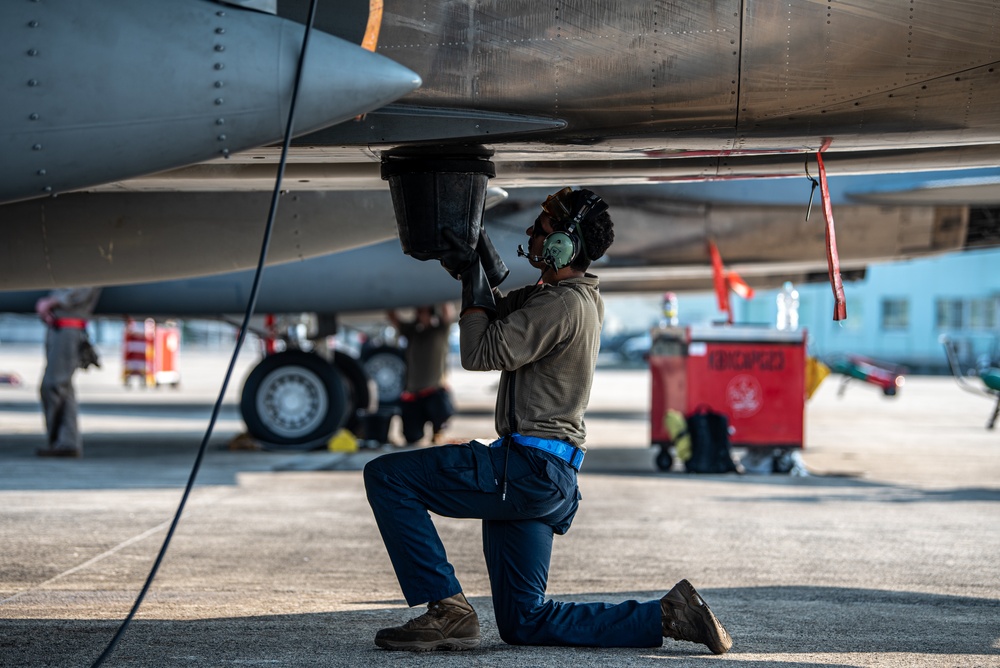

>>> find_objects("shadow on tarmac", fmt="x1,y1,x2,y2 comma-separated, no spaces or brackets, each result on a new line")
1,587,996,667
0,400,241,419
5,434,1000,509
719,487,1000,504
0,434,272,491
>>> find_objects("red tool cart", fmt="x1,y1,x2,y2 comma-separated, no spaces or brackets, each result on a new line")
649,325,807,468
123,318,181,388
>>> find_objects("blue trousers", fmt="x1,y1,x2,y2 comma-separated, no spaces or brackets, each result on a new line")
363,440,663,647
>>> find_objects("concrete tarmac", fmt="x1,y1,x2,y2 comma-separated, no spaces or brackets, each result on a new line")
1,345,998,667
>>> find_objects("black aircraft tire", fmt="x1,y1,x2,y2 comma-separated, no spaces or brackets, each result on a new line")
361,345,407,406
333,351,372,435
241,350,347,448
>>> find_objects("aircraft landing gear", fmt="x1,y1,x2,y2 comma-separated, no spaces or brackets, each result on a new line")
361,345,407,406
240,350,347,449
239,346,382,449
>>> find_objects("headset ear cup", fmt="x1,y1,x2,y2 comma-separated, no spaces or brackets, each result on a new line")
542,232,579,270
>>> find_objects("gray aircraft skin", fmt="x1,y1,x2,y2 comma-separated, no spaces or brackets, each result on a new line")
2,0,999,291
138,0,1000,183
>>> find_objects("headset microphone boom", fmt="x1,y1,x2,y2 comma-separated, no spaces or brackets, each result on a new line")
516,244,545,264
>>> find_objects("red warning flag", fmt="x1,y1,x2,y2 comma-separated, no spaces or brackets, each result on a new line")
727,270,754,300
708,239,730,318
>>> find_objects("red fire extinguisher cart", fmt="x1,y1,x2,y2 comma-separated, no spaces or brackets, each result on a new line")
153,324,181,387
650,325,807,458
123,318,181,388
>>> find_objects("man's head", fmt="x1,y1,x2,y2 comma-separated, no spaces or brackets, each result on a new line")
532,187,614,272
415,305,437,326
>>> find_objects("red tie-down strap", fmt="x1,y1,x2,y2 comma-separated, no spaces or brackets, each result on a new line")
816,140,847,321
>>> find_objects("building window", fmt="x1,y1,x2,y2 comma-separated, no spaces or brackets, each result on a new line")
881,298,909,331
969,298,997,330
936,297,999,331
936,299,964,329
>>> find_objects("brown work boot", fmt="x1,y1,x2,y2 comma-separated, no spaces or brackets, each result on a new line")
375,592,480,652
661,579,733,654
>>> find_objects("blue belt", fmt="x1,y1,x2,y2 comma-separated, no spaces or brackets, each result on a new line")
490,433,585,471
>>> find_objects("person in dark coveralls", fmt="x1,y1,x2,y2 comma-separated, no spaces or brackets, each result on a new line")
34,287,102,458
364,188,732,653
387,303,455,445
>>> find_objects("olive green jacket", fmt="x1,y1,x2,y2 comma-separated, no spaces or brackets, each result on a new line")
459,274,603,450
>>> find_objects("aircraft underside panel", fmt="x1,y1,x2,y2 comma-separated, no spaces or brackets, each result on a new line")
739,0,1000,148
164,0,1000,193
288,0,1000,154
374,1,742,135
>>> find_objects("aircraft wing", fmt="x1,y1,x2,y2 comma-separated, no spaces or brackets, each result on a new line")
1,172,996,315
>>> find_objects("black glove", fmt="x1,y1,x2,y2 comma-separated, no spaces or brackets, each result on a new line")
460,260,498,317
439,228,479,280
476,226,509,288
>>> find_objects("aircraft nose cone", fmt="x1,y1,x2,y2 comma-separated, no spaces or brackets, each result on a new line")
284,27,421,135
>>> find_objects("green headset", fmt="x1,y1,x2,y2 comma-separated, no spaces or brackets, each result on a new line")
541,190,608,270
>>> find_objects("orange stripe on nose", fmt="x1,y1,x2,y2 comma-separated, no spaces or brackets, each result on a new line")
361,0,383,52
355,1,385,121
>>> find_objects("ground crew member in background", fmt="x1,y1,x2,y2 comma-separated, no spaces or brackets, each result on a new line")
34,287,102,458
387,303,455,445
364,188,732,653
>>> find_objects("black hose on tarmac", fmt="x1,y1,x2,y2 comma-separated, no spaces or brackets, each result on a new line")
89,1,321,665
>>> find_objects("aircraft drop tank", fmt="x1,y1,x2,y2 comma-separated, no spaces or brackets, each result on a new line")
381,146,497,263
0,0,421,205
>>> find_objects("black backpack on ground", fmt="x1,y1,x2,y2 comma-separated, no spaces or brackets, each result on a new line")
684,406,739,474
